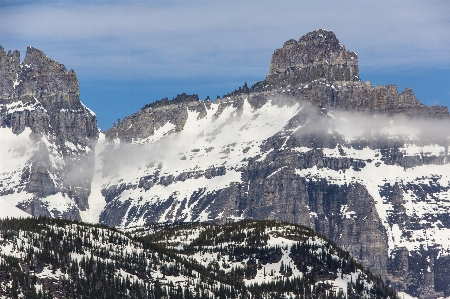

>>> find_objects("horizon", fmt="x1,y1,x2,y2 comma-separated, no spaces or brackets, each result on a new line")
1,0,449,130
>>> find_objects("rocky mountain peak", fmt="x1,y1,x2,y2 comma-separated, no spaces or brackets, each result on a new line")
23,46,52,66
106,93,206,142
298,28,341,47
266,29,359,85
0,45,99,220
20,46,79,109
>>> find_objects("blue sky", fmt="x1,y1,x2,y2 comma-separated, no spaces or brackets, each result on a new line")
1,1,449,130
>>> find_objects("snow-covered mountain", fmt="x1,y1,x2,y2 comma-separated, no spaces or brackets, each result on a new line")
1,29,450,298
0,46,98,220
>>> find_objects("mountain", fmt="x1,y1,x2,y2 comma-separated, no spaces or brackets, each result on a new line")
0,217,399,298
96,30,450,298
0,46,98,220
1,29,450,298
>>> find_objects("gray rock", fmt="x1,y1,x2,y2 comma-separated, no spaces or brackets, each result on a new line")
0,46,99,220
266,29,359,84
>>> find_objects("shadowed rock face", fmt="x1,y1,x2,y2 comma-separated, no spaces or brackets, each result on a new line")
0,46,98,220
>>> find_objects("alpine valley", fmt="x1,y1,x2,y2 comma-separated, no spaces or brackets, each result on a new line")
1,29,449,298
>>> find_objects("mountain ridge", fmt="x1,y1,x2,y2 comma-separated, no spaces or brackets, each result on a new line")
2,29,450,298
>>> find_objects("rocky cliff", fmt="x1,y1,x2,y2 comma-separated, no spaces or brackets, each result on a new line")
266,29,359,84
98,30,450,298
0,46,98,220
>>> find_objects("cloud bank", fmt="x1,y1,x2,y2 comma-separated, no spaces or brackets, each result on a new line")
1,1,449,81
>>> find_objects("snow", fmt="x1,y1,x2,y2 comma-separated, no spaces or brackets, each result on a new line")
320,270,364,298
297,140,450,255
81,101,96,117
41,192,78,217
40,134,65,169
398,292,418,299
101,98,302,226
12,76,20,89
296,151,450,255
180,225,377,298
340,204,356,219
0,126,36,218
0,127,35,176
1,98,98,221
400,143,445,157
35,266,69,280
64,140,78,152
80,133,107,223
321,146,378,160
117,169,241,226
0,197,30,219
245,236,303,286
132,121,176,145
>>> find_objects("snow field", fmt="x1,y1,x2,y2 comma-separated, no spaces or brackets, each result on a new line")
101,98,302,226
0,127,36,217
81,133,107,223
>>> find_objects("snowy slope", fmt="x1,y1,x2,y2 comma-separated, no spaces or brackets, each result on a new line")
97,95,450,257
99,97,303,226
0,123,87,220
94,93,450,298
0,127,35,218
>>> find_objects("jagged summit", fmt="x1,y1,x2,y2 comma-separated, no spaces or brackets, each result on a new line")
266,29,359,85
0,45,98,221
141,93,200,110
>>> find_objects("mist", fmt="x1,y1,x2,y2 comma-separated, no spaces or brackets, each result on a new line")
96,95,450,191
287,99,450,149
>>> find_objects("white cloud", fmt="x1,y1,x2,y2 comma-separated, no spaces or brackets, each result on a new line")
0,1,449,80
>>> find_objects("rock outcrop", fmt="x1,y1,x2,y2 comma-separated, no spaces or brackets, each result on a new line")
105,93,208,143
249,29,448,118
0,46,98,220
266,29,359,84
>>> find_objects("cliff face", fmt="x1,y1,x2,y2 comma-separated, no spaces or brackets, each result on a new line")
99,30,450,298
266,29,359,84
104,93,208,142
252,28,447,118
0,46,98,220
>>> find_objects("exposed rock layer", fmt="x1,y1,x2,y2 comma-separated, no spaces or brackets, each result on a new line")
266,29,359,84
